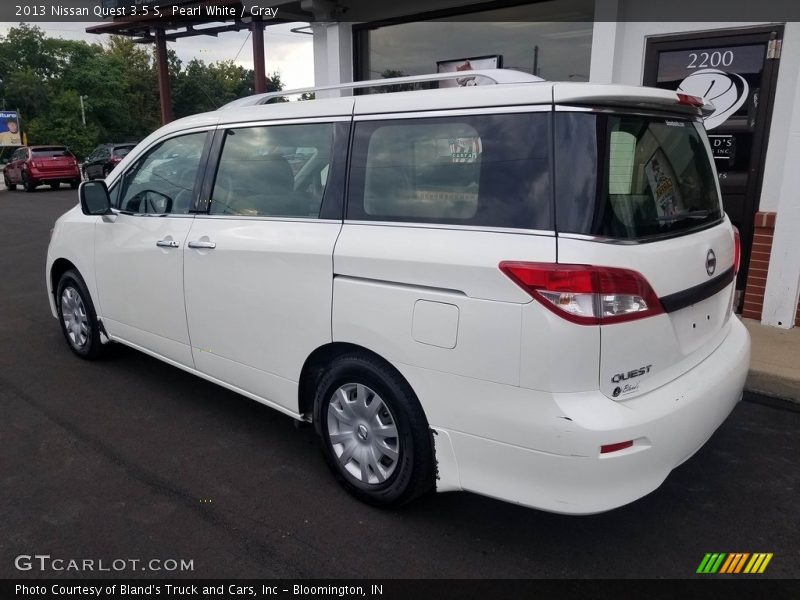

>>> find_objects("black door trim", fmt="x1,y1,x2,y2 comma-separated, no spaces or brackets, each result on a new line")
660,267,735,314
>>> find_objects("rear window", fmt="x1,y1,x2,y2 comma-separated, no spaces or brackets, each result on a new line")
32,147,73,158
347,113,551,230
555,113,723,239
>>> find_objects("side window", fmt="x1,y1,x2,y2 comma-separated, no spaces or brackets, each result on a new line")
117,132,207,214
209,123,333,218
347,113,552,230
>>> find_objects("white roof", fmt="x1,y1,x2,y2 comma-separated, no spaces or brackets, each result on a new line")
136,70,714,145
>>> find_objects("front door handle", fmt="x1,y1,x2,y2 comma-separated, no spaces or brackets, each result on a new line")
156,239,180,248
187,240,216,249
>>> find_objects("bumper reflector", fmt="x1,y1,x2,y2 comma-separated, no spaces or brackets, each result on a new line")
600,440,634,454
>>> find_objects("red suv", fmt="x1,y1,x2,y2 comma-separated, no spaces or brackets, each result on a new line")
4,146,81,192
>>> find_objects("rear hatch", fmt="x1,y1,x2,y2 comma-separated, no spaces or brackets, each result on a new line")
31,147,76,171
552,87,738,400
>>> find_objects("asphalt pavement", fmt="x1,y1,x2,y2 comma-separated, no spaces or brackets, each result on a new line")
1,186,798,579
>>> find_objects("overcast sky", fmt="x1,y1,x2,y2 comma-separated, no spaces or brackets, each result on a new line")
0,21,315,90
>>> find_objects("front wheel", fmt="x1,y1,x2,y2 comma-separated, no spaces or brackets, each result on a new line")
314,353,435,507
56,270,106,359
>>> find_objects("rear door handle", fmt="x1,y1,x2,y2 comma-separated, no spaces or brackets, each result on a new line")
156,239,180,248
187,240,216,249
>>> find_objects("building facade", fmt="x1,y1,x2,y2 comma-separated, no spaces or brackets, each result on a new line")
304,0,800,328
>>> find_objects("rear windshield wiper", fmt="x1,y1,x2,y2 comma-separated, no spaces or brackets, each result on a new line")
654,209,712,223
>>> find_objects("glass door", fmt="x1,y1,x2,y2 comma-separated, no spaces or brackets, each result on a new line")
643,26,783,292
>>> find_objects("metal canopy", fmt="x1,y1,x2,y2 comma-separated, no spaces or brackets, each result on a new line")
85,1,313,124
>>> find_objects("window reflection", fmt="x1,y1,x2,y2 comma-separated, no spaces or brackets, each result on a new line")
358,0,593,84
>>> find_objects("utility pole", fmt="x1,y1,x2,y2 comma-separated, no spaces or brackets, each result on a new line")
79,95,87,126
17,107,26,146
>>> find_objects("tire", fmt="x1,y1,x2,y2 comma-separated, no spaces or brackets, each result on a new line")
22,172,36,192
313,353,435,507
3,173,15,191
55,269,106,360
70,179,80,190
50,182,60,190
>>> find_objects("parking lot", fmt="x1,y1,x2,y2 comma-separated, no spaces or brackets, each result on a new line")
1,185,798,579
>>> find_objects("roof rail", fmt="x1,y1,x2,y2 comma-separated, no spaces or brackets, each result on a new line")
219,69,545,109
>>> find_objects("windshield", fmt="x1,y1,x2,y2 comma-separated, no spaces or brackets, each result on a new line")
113,146,134,157
555,113,723,239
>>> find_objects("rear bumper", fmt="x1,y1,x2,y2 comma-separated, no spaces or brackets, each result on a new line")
426,317,750,514
28,169,80,182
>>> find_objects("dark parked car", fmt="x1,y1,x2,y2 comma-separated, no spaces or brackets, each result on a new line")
83,143,137,180
3,146,81,192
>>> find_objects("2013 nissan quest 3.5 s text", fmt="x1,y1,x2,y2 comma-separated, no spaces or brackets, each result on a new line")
46,70,751,514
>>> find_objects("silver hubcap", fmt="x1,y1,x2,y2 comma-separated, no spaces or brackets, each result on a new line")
61,286,89,348
327,383,400,485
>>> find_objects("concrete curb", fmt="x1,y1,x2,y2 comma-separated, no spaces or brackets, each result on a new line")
742,318,800,404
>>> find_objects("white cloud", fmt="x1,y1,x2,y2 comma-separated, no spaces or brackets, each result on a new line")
0,21,315,89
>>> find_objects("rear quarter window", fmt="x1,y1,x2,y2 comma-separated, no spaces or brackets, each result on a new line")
347,112,552,230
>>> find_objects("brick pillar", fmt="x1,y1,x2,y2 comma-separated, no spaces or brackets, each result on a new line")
742,212,776,321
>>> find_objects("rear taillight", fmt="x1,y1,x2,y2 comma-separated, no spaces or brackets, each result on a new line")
677,93,704,107
499,262,664,325
732,226,741,275
110,156,121,163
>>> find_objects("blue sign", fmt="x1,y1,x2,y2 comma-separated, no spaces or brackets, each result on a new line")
0,111,21,146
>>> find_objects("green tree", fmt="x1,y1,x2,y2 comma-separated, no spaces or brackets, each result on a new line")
27,90,102,159
0,24,286,156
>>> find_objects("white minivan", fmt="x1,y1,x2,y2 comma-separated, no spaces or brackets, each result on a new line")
46,70,750,514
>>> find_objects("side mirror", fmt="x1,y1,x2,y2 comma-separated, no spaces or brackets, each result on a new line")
80,180,112,215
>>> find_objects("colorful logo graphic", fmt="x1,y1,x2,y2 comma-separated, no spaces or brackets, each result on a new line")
696,552,773,574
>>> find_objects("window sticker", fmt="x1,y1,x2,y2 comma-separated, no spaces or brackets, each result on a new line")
644,149,685,219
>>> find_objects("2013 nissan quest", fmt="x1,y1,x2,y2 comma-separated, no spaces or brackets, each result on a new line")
46,70,751,514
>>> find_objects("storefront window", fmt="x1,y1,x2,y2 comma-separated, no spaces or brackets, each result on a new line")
356,0,593,85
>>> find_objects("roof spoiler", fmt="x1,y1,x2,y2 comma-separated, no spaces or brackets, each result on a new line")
553,83,716,117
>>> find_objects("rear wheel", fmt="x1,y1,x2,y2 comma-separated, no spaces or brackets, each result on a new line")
22,172,35,192
70,179,80,190
56,269,106,359
313,353,435,507
3,172,15,191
